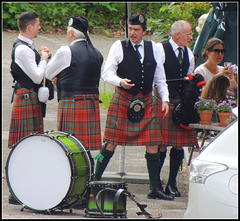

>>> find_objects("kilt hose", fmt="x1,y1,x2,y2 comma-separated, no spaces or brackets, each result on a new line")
8,88,43,149
103,87,164,146
57,94,102,151
156,93,199,148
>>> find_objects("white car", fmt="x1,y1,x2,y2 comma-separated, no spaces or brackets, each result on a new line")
184,107,238,219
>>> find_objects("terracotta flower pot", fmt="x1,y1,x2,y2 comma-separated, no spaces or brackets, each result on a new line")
199,110,213,125
218,112,232,127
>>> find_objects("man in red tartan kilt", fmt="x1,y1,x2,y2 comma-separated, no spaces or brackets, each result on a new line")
94,13,174,200
8,12,51,149
45,16,103,152
157,20,199,198
8,12,51,204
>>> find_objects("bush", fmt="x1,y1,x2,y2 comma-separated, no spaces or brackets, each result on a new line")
2,2,212,43
148,2,212,49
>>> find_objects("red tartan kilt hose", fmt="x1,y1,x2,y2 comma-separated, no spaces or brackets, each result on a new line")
8,89,43,149
156,92,198,148
57,94,102,151
103,87,164,146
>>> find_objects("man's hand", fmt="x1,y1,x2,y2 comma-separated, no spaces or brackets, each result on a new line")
39,46,51,60
162,101,169,118
120,78,135,89
51,77,57,86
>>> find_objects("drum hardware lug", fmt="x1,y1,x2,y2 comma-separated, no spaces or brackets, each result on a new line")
70,152,81,155
72,175,81,179
21,205,26,212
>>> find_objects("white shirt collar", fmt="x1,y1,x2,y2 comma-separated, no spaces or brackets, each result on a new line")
70,38,85,46
169,38,184,52
131,39,144,48
18,34,33,46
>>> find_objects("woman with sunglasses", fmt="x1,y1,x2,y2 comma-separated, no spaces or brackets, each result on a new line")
194,37,237,90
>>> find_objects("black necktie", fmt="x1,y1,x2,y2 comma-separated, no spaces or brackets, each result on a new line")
177,47,183,64
135,44,142,59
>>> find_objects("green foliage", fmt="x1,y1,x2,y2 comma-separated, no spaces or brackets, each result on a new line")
99,82,114,109
2,2,33,30
195,98,217,111
216,101,232,113
149,2,212,49
2,2,212,47
2,2,126,32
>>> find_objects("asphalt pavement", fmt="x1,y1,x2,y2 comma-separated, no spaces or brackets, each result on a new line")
2,31,199,219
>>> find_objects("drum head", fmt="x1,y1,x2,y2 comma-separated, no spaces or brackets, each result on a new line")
6,134,72,211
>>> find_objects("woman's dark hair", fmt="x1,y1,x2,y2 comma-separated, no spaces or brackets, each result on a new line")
202,37,225,60
201,74,230,103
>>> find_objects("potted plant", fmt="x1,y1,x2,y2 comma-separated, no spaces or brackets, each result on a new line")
216,101,232,127
195,97,217,125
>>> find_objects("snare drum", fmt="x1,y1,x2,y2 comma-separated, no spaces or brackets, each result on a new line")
85,181,127,218
6,131,92,212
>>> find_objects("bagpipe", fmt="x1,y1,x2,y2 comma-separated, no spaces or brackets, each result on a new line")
171,74,206,130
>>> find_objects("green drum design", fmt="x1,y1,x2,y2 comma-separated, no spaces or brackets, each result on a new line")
6,131,92,212
85,181,127,218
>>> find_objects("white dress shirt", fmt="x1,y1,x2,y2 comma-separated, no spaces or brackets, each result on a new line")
45,39,86,80
15,35,47,84
102,39,169,102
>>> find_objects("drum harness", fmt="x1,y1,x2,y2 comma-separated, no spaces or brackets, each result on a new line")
94,187,162,219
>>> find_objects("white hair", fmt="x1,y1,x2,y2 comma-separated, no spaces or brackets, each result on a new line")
196,13,208,35
68,26,86,39
170,20,190,37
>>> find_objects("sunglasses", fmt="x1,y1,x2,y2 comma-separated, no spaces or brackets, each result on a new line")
208,49,226,55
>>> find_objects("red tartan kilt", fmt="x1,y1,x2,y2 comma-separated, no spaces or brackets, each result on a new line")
104,87,163,146
156,92,198,148
8,89,43,149
57,94,102,151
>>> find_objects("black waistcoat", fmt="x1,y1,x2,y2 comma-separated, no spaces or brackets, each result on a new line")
162,40,190,99
58,41,103,97
117,39,157,95
10,39,41,93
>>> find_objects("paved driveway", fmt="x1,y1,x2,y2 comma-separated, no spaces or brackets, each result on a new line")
2,31,190,219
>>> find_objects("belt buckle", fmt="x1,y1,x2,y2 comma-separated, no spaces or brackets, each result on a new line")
24,94,29,99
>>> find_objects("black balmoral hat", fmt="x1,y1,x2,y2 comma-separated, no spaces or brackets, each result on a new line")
68,16,88,33
68,16,93,46
129,13,146,26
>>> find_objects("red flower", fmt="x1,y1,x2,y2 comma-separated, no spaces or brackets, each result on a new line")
179,5,185,10
187,18,191,22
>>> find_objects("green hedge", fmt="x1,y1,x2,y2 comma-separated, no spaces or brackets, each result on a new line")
2,2,212,48
2,2,164,31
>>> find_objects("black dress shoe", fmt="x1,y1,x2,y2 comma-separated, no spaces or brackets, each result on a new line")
165,184,181,197
147,187,174,200
8,194,20,205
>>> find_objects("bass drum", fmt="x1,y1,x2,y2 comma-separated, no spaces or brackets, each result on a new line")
6,131,92,212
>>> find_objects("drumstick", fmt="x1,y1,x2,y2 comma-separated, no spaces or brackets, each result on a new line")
43,77,46,87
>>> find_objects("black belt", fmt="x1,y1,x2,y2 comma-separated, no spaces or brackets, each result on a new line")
61,97,102,103
61,97,102,112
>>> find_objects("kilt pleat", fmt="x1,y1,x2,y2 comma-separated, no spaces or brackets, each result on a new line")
104,88,164,146
57,94,102,151
156,93,198,147
8,89,43,148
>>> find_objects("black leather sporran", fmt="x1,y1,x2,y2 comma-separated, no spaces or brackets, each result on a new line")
127,99,145,123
